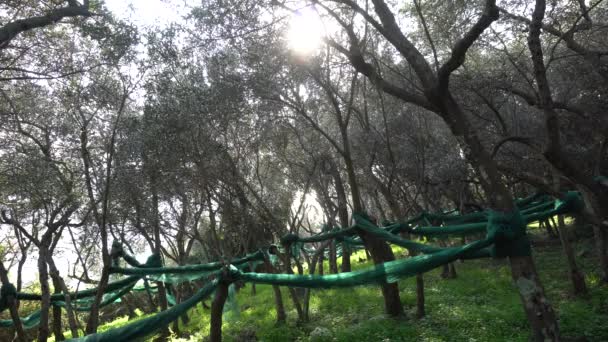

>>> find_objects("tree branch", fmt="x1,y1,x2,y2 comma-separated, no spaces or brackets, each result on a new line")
0,2,92,49
437,0,499,90
491,136,537,158
325,38,435,111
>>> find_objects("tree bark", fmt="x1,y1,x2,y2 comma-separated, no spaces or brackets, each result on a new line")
329,160,352,273
510,256,559,341
48,257,79,338
210,281,229,342
150,178,170,341
52,277,64,341
271,284,286,323
277,243,305,321
263,258,286,323
0,2,91,49
38,246,51,342
415,274,425,319
329,241,338,274
555,215,587,295
0,261,26,342
358,230,404,316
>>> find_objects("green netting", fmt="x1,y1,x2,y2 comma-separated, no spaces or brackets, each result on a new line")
354,214,444,254
524,191,583,223
15,275,142,302
519,201,554,216
408,222,488,237
280,226,358,245
55,281,137,312
110,250,264,276
238,237,494,288
144,261,255,285
0,308,40,329
67,280,220,342
487,210,530,257
423,210,486,224
1,281,139,329
515,192,547,208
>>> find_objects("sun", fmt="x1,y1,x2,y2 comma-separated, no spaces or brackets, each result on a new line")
287,7,324,55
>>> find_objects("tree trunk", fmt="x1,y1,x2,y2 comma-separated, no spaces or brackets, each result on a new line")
415,274,425,319
86,267,110,334
578,188,608,282
210,281,229,342
555,215,587,295
263,258,286,323
318,253,324,275
401,231,425,318
329,241,338,274
358,230,404,317
439,241,457,279
448,263,457,279
48,257,79,338
543,220,557,238
444,96,559,340
271,284,286,323
150,177,169,341
0,261,26,342
248,262,257,296
38,247,51,342
341,243,352,273
509,255,559,341
52,277,64,341
592,222,608,282
278,244,305,321
329,159,352,272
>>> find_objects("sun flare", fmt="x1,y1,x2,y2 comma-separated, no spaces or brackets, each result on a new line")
287,7,324,55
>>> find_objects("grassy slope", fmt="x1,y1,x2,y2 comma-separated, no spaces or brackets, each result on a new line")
93,230,608,341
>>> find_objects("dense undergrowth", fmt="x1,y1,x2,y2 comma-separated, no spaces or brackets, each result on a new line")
38,224,608,341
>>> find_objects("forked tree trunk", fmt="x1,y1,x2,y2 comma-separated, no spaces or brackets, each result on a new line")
330,0,559,336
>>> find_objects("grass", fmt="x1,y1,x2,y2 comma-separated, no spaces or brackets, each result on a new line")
67,223,608,341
